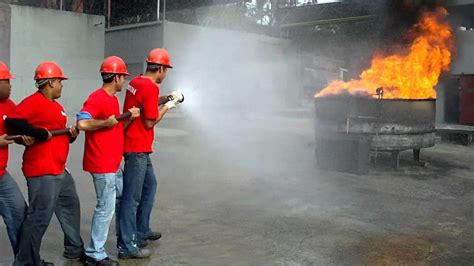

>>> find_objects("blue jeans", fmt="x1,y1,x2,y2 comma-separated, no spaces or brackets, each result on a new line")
118,153,157,254
0,171,26,255
14,171,84,266
85,170,123,261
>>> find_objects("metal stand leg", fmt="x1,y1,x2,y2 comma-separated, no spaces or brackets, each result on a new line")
392,151,400,170
413,148,427,167
413,149,420,162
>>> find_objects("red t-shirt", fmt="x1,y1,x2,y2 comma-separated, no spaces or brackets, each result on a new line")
10,92,69,178
0,99,16,176
123,75,159,153
80,88,123,173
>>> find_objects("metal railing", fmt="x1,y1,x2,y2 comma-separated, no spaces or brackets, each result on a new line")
6,0,104,15
1,0,160,27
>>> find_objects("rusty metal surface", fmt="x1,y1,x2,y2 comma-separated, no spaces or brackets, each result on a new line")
370,132,436,151
314,96,436,151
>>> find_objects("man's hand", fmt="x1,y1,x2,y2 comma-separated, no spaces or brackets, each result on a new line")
105,115,119,127
0,134,14,147
69,126,79,138
21,135,35,146
164,98,179,110
128,107,140,120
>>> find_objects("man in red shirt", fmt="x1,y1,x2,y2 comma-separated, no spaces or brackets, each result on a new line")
6,61,84,266
117,48,180,259
77,56,140,266
0,62,33,258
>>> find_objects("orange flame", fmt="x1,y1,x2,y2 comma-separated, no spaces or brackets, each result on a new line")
315,7,454,99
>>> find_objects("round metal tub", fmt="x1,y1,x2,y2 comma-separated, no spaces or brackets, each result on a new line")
314,96,436,151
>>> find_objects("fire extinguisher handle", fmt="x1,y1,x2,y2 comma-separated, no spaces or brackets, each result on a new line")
158,95,174,105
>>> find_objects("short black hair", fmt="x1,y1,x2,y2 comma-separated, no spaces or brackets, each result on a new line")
38,84,47,90
102,73,125,83
146,63,164,73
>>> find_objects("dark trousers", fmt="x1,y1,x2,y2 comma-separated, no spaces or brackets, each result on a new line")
0,171,27,255
14,171,84,266
117,153,157,255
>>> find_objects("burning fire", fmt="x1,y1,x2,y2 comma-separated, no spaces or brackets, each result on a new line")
316,7,454,99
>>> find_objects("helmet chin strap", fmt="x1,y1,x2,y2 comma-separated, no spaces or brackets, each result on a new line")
35,79,48,88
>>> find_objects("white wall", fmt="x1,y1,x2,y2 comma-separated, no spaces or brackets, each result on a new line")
451,30,474,75
0,6,106,261
9,5,105,113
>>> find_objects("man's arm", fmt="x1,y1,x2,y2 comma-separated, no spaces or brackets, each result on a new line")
143,105,170,129
141,86,179,129
76,112,118,131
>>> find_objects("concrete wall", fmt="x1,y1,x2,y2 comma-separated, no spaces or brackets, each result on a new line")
8,4,105,113
0,4,11,65
451,30,474,75
105,24,163,77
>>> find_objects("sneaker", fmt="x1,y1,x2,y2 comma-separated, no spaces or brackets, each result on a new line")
118,248,151,259
144,231,162,241
87,257,119,266
137,238,149,248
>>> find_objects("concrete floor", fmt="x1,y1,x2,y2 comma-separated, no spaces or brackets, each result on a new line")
1,109,474,265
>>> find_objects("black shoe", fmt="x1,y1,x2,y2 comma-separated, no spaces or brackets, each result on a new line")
118,248,151,259
84,255,96,266
137,238,149,248
100,258,119,266
64,250,87,262
85,256,120,266
78,252,88,263
144,231,162,241
41,260,54,266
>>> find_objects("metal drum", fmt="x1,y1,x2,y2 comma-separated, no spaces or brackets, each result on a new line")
314,96,436,151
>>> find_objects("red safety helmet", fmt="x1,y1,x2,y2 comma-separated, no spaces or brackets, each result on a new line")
0,62,14,80
100,56,130,75
34,61,68,80
146,48,173,68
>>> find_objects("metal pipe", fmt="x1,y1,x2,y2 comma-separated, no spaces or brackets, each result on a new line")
163,0,166,21
107,0,111,27
157,0,160,21
279,15,377,28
